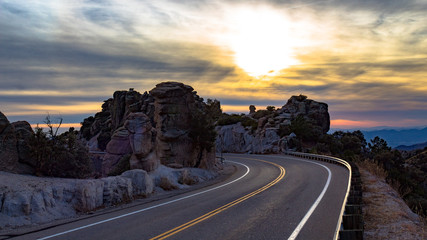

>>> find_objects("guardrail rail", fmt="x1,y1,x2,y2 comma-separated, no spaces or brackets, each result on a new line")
284,151,364,240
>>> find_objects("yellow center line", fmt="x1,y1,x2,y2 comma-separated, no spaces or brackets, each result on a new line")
150,157,286,240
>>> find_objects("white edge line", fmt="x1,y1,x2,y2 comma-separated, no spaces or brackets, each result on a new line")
287,159,331,240
38,161,250,240
251,155,332,240
185,154,341,240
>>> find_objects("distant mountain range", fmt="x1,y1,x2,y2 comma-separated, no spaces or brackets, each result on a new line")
331,126,427,148
395,142,427,151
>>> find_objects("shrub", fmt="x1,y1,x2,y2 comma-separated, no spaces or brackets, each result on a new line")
108,154,131,176
252,110,272,119
159,177,178,191
278,125,291,138
216,113,257,132
217,114,243,126
266,106,276,111
290,115,322,142
190,108,217,167
31,116,93,178
206,99,222,122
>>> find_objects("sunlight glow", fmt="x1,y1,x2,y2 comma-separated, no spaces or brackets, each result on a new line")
225,7,300,77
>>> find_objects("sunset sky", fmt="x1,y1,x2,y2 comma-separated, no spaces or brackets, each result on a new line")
1,0,427,130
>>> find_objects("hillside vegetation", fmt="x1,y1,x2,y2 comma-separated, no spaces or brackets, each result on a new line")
310,130,427,219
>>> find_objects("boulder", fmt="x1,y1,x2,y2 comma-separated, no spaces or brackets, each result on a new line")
121,169,153,196
249,105,256,114
126,113,155,169
12,121,36,169
73,180,105,212
101,176,133,206
105,127,132,155
216,123,253,153
252,128,281,153
0,112,18,173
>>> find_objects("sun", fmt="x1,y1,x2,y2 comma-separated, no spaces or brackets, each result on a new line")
225,7,300,77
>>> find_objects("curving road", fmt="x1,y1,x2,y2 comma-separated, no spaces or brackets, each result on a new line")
13,154,349,240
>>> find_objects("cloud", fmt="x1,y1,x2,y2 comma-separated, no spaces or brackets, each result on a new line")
1,0,427,128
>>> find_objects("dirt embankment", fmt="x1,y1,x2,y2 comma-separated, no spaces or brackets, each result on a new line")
359,164,426,239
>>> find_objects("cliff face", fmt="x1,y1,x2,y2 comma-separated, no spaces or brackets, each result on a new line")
216,95,330,154
81,82,217,176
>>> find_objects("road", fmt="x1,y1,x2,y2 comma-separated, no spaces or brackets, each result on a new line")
13,154,349,240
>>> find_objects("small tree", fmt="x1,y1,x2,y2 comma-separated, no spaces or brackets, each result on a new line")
266,106,276,112
30,115,93,178
368,136,391,156
189,109,217,167
206,98,222,122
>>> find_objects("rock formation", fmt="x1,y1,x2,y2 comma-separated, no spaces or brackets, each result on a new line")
150,82,215,170
216,95,330,154
81,82,217,176
280,95,330,133
0,112,35,174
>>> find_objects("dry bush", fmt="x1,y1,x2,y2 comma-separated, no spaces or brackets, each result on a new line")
159,177,178,191
178,170,198,185
357,160,388,180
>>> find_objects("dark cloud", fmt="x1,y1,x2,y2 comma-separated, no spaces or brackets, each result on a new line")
6,114,94,125
217,98,285,107
0,95,106,106
0,33,236,91
0,2,28,15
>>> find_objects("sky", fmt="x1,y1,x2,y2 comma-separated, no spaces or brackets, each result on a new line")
1,0,427,130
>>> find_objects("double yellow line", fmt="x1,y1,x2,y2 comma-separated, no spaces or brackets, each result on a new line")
150,158,286,240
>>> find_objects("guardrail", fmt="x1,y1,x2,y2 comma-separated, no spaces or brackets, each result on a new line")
284,151,363,240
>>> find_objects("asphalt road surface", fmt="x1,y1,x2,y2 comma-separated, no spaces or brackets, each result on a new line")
13,154,349,240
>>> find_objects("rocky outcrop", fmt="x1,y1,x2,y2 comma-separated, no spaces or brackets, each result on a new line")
216,95,330,154
279,95,330,133
0,112,35,174
216,123,286,154
80,82,217,176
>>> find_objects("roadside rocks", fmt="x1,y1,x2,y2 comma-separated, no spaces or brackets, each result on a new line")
0,165,216,230
0,169,153,229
